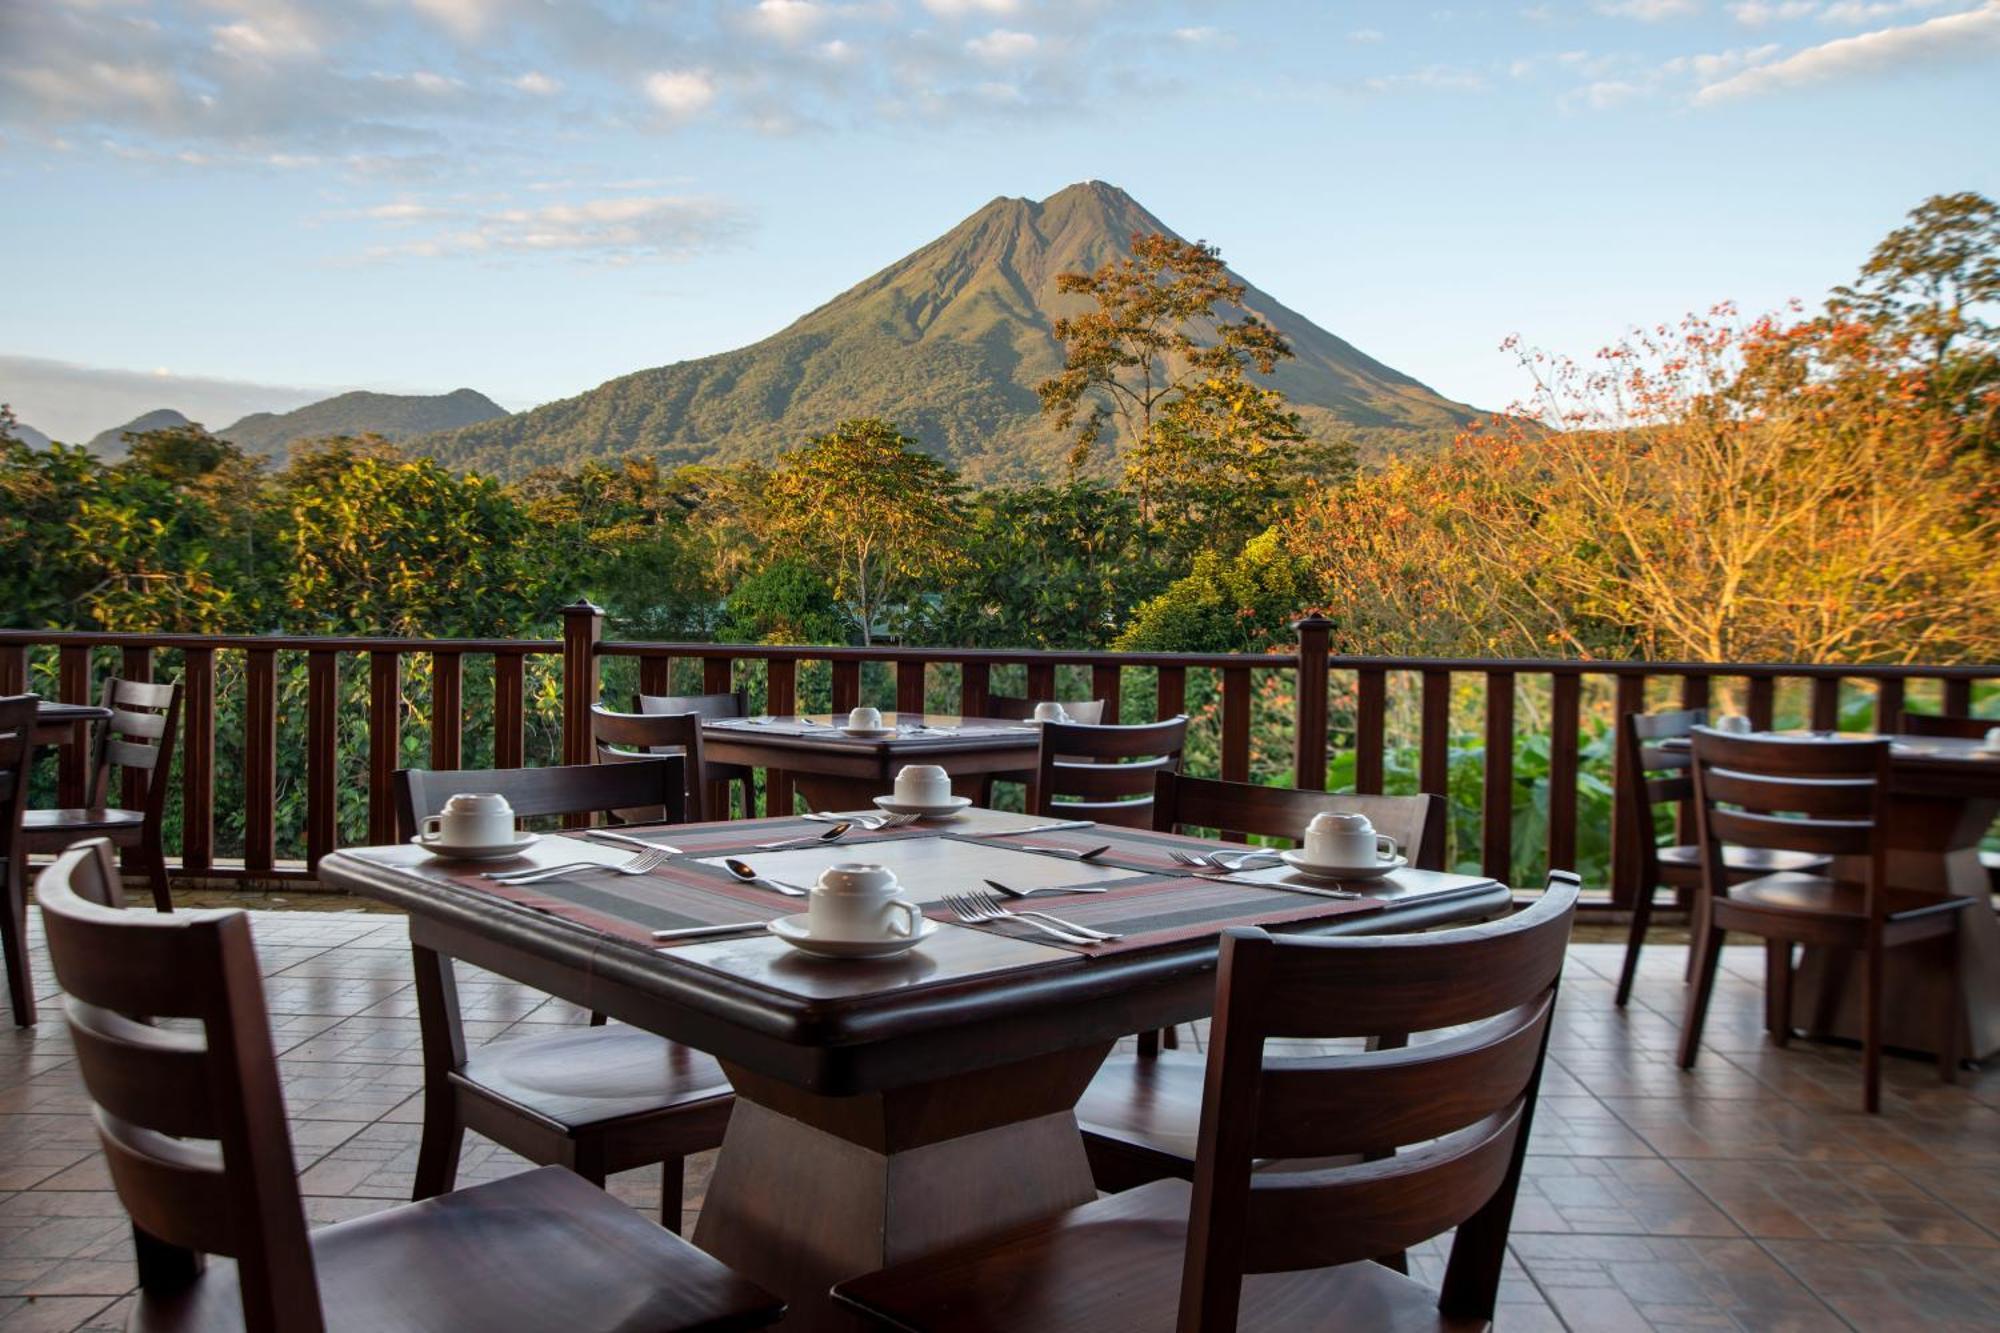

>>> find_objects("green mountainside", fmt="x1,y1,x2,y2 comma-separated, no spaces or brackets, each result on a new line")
416,181,1480,482
220,388,505,458
87,409,193,458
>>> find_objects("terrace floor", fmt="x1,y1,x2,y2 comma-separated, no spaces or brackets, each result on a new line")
2,910,1997,1332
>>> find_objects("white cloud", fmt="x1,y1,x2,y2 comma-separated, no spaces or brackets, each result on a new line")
0,353,326,446
510,70,560,95
747,0,829,42
1173,26,1226,44
1820,0,1951,20
1695,3,2000,100
1728,0,1820,20
360,192,751,263
1596,0,1702,16
1520,3,1556,18
1348,27,1386,42
1580,78,1647,103
1663,41,1782,76
921,0,1020,15
407,0,503,39
965,28,1038,62
1364,65,1488,92
644,69,718,118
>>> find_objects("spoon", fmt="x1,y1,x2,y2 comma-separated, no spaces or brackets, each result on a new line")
1017,843,1111,861
721,858,809,897
757,822,852,850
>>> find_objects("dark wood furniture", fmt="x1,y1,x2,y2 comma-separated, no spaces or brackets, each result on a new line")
1613,710,1828,1008
698,713,1042,813
23,677,181,913
1034,716,1189,830
594,704,711,823
982,697,1104,808
321,814,1512,1331
1898,712,2000,894
0,695,36,1027
1677,729,1974,1112
833,873,1580,1333
640,690,757,819
34,839,784,1333
1079,777,1451,1191
29,699,113,745
392,760,732,1231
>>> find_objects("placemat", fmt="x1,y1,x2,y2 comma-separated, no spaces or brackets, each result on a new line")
432,854,793,947
963,823,1280,875
573,815,937,857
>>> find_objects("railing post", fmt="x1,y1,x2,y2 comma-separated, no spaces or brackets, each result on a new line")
561,600,604,770
1292,616,1332,791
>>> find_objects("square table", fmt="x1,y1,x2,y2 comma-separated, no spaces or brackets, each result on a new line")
698,712,1042,811
322,810,1510,1330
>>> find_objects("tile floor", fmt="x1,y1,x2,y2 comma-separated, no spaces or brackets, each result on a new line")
1,908,1995,1331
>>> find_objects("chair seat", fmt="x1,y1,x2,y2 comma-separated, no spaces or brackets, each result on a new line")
456,1025,731,1131
131,1164,781,1333
1656,844,1828,876
23,807,145,834
1077,1050,1205,1189
832,1178,1486,1333
1714,872,1974,942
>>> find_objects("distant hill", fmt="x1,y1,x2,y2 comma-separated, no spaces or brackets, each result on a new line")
6,420,52,449
220,388,506,459
88,409,192,459
416,181,1479,483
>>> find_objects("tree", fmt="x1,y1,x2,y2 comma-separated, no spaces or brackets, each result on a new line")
1116,528,1309,654
760,419,966,645
931,481,1151,648
1830,191,1999,369
718,560,850,645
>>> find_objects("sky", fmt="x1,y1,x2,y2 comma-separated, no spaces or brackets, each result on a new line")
1,0,1996,444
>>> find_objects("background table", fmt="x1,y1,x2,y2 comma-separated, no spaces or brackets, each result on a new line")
30,700,110,746
323,812,1510,1330
700,713,1042,811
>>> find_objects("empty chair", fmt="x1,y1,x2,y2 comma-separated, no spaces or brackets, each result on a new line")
1898,712,2000,894
23,677,182,913
1677,729,1974,1113
834,872,1581,1333
638,690,756,818
393,760,732,1231
594,704,712,823
1613,709,1827,1008
1,695,36,1025
34,840,784,1333
981,697,1105,807
1078,774,1450,1192
1032,716,1188,830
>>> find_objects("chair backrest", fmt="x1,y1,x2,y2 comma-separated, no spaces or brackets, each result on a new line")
1688,728,1889,911
87,677,183,816
1152,774,1448,871
37,841,322,1333
1620,708,1709,885
394,759,687,841
1899,711,1994,741
0,695,36,889
1177,871,1580,1331
1034,717,1188,829
984,696,1107,725
637,690,747,723
592,705,707,822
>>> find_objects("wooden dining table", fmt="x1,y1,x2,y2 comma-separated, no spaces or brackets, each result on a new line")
321,808,1511,1329
30,700,110,746
698,712,1043,812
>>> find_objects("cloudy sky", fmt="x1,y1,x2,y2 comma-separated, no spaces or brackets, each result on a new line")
2,0,1996,442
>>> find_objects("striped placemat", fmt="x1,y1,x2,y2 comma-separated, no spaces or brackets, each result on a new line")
437,855,792,946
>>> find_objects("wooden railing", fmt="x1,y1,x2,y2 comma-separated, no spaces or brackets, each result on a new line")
2,601,1992,913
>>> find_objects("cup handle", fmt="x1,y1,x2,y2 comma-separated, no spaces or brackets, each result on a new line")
420,815,444,840
884,900,921,938
1376,835,1399,861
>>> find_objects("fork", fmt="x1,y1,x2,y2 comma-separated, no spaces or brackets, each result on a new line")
943,892,1121,944
484,848,671,883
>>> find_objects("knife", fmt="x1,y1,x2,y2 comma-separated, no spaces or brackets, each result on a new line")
652,921,771,942
586,828,684,854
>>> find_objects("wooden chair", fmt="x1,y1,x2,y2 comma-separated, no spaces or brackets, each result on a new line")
638,690,755,819
982,697,1105,807
1677,729,1974,1113
594,704,710,823
0,695,37,1026
1033,716,1188,830
33,840,782,1333
1613,709,1828,1008
1898,712,2000,895
22,677,181,913
834,873,1581,1333
1078,775,1450,1192
393,761,733,1232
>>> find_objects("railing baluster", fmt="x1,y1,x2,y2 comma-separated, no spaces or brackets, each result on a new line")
1156,665,1186,721
1875,676,1905,734
832,660,860,713
560,601,603,778
1355,668,1386,795
0,643,24,695
960,660,991,717
767,657,797,815
1680,674,1711,717
369,650,401,845
1943,678,1972,716
1810,676,1842,731
1609,672,1647,910
1547,672,1580,876
1418,670,1451,800
897,660,928,716
181,647,216,875
1220,667,1251,842
57,643,91,807
119,646,153,821
639,654,672,698
493,653,525,769
244,647,277,873
703,656,731,696
306,650,338,871
1482,671,1515,883
431,650,463,770
1292,616,1331,792
1027,661,1055,704
1747,675,1776,730
1092,664,1121,725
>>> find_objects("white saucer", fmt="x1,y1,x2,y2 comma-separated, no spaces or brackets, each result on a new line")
872,794,973,819
767,913,938,959
411,831,539,861
840,726,899,739
1278,849,1406,882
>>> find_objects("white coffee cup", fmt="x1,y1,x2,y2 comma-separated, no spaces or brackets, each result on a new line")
1716,714,1753,735
809,863,922,941
894,763,952,807
1032,701,1071,723
1304,811,1397,868
848,705,884,731
421,792,514,848
1984,726,2000,750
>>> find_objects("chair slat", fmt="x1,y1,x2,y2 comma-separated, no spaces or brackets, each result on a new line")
395,759,689,841
1152,777,1446,869
1708,808,1872,856
109,678,180,710
1700,768,1876,817
105,737,162,772
66,1001,216,1139
108,708,168,741
97,1113,236,1257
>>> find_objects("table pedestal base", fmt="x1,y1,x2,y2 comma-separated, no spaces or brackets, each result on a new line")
694,1043,1112,1331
